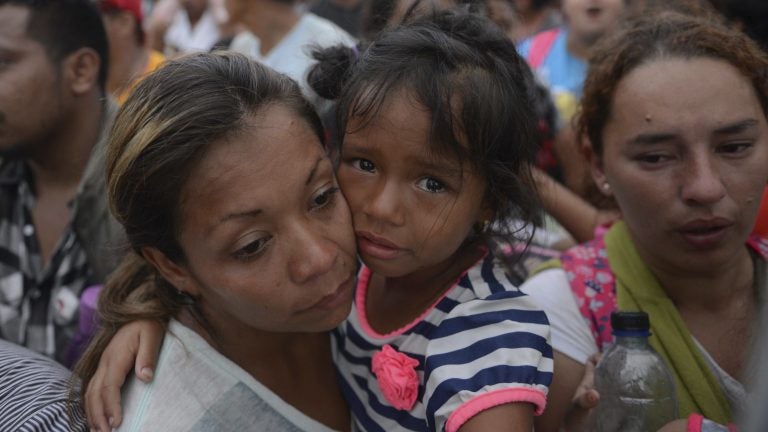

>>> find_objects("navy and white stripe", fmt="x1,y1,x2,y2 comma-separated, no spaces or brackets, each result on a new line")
333,253,553,432
0,340,87,431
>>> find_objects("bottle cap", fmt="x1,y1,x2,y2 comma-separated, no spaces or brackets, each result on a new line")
611,311,650,332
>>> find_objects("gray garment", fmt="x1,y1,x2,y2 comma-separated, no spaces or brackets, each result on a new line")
71,99,127,283
119,320,343,432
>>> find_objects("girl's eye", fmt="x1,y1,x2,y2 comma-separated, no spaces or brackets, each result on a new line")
311,186,339,209
352,158,376,173
233,235,272,261
416,177,445,193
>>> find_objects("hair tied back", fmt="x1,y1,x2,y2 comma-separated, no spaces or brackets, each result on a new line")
308,43,362,101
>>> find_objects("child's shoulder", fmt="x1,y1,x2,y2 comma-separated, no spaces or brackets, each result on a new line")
453,253,526,301
437,254,547,328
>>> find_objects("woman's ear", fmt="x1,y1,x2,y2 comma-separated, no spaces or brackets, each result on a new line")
583,137,611,196
141,247,200,297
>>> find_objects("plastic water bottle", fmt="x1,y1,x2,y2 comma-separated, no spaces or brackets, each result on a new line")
594,311,678,432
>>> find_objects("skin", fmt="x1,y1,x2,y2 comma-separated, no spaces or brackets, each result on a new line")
549,56,768,432
561,0,624,50
0,5,104,263
0,6,69,156
100,10,150,100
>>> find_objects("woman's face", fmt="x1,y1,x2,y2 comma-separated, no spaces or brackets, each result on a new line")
172,105,357,335
595,57,768,274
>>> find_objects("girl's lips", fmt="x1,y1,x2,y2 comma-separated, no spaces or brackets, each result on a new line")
356,231,404,260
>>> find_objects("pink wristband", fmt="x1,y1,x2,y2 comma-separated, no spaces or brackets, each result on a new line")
688,413,704,432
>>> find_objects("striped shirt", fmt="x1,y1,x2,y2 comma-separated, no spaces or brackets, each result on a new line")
0,160,92,364
332,253,553,432
0,340,87,431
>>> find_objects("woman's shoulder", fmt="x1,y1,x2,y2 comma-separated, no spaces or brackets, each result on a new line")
119,321,335,432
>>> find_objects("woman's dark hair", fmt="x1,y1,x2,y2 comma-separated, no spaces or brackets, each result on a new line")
578,11,768,157
74,51,323,393
310,8,542,239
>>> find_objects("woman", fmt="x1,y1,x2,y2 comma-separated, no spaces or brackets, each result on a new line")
75,51,356,431
521,11,768,431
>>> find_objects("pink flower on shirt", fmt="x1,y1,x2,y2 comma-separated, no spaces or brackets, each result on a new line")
371,344,419,411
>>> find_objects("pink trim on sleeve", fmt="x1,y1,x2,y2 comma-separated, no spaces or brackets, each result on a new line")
687,413,704,432
444,387,547,432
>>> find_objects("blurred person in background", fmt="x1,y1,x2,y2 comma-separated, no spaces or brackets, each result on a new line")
310,0,365,38
518,0,627,198
152,0,222,57
0,0,124,365
98,0,166,104
511,0,562,43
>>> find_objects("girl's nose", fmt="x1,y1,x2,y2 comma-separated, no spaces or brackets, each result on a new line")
364,180,406,227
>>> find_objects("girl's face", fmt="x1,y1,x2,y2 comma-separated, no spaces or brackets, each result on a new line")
594,57,768,274
338,91,488,278
168,105,357,335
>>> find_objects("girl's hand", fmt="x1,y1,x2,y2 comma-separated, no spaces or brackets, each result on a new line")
84,320,164,431
563,353,601,432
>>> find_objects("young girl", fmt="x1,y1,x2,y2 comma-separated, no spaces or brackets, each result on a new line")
86,9,553,432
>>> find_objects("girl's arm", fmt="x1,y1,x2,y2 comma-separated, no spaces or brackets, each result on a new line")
531,167,620,243
534,351,599,432
458,403,533,432
84,320,164,431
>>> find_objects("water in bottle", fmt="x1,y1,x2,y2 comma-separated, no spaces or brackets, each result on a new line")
594,311,678,432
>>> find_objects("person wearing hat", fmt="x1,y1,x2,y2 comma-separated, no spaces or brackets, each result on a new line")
99,0,165,104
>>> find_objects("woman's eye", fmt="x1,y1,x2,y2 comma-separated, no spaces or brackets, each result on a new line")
635,153,671,165
233,236,271,261
718,141,753,156
416,177,445,193
312,186,339,209
352,158,376,173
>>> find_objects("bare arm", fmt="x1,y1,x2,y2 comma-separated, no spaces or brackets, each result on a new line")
458,402,534,432
532,167,620,244
84,320,164,431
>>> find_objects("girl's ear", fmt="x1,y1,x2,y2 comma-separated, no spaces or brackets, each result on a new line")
141,247,200,297
583,137,611,197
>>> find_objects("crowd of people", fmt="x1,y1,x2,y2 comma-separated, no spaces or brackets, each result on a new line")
0,0,767,431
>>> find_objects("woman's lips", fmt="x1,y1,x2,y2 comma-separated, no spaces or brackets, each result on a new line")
676,218,733,249
309,275,355,312
356,231,404,260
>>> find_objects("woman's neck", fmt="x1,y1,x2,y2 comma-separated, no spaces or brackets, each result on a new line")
639,244,756,312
